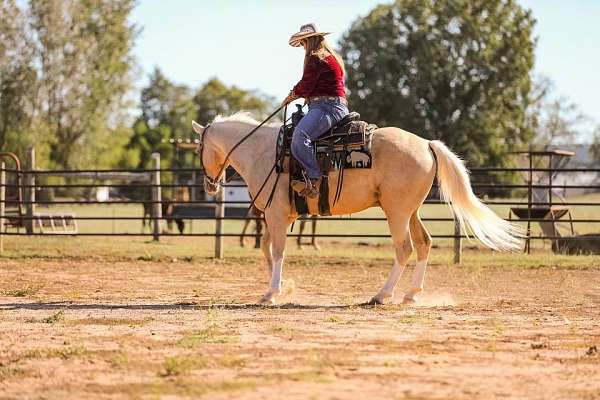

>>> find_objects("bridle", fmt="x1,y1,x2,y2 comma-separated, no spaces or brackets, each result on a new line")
195,105,285,194
195,123,221,193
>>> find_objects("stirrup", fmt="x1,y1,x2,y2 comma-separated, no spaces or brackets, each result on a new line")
291,172,321,198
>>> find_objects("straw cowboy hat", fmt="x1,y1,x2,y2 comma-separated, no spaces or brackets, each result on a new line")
288,23,331,47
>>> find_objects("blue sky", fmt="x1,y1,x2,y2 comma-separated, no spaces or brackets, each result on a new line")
131,1,599,136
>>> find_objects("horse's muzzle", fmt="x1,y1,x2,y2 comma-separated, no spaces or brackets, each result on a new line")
203,177,220,196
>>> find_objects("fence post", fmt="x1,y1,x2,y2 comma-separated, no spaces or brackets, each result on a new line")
26,147,36,234
453,219,462,264
0,162,5,254
151,153,162,241
215,177,225,259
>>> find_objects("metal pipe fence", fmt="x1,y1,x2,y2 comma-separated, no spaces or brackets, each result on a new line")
1,150,599,261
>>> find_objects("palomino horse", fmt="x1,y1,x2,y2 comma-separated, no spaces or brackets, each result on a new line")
192,113,521,304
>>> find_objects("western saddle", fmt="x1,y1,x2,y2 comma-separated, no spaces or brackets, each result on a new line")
276,105,377,215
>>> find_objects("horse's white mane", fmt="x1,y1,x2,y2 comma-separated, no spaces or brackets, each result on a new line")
213,111,279,128
213,111,260,125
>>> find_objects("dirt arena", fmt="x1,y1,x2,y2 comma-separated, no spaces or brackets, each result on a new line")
1,246,599,399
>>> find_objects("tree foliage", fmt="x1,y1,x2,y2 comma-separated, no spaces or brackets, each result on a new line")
526,76,588,149
194,78,276,124
29,0,138,169
339,0,536,168
0,0,137,169
125,70,275,170
0,0,37,153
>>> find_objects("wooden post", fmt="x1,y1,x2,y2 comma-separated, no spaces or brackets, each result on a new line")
215,177,225,259
453,219,462,264
0,162,5,254
26,147,36,234
151,153,162,241
526,153,532,254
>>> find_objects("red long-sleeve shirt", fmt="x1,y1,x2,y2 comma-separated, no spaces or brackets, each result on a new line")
292,54,346,99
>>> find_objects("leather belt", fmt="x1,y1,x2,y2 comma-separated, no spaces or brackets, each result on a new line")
307,96,347,106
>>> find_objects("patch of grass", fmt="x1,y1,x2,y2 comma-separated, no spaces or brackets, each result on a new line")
485,339,498,353
382,360,402,368
69,316,154,327
1,285,42,297
179,308,239,347
268,324,295,340
23,345,89,360
109,352,129,368
0,364,26,382
216,355,246,369
325,315,341,323
494,321,506,336
41,309,65,324
87,378,257,397
397,314,429,324
178,327,239,347
159,356,207,377
137,252,154,261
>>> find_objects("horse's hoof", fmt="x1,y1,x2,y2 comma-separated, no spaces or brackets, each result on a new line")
368,297,383,305
403,288,422,304
259,296,276,305
367,295,390,305
368,291,394,305
259,288,280,305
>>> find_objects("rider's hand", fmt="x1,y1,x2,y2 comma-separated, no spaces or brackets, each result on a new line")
281,92,298,106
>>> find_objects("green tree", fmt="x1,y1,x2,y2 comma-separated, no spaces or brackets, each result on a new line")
526,77,588,149
126,73,276,170
194,78,276,124
339,0,536,168
0,0,37,153
125,68,195,170
30,0,137,169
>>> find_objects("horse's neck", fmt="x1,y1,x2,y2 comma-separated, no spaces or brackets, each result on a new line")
217,121,278,192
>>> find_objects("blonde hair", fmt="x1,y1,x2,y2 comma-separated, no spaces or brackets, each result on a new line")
303,36,346,76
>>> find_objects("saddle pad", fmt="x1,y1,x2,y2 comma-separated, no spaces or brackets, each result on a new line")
276,120,377,173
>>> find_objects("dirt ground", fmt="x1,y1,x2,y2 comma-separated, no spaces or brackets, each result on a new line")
1,248,599,399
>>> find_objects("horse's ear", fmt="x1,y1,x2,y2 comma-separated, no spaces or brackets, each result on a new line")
192,121,204,135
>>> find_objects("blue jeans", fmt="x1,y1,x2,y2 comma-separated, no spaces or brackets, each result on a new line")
291,99,349,179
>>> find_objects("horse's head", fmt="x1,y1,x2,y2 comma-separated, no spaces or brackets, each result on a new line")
192,120,224,196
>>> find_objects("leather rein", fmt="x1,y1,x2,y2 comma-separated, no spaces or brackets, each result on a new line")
196,105,285,205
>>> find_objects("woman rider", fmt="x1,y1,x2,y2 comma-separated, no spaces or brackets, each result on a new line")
282,23,349,198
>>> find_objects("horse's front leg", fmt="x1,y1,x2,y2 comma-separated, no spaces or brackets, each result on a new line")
260,226,272,274
260,215,291,304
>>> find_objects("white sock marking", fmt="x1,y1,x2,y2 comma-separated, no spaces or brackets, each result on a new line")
381,261,405,295
270,257,283,291
410,259,428,292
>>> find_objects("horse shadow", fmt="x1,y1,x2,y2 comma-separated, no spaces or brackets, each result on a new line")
0,300,388,312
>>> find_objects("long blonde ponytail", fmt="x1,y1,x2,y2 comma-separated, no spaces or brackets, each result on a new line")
303,36,346,77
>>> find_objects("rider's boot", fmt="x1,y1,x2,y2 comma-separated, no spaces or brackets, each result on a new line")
291,176,321,198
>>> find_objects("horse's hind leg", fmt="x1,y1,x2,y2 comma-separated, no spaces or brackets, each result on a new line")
297,219,305,248
372,208,413,304
240,218,251,247
311,216,320,250
404,211,432,302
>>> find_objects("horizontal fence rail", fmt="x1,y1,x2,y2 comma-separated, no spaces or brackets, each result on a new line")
1,151,599,261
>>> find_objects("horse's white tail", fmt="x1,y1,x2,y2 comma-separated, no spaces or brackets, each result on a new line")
429,140,523,251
